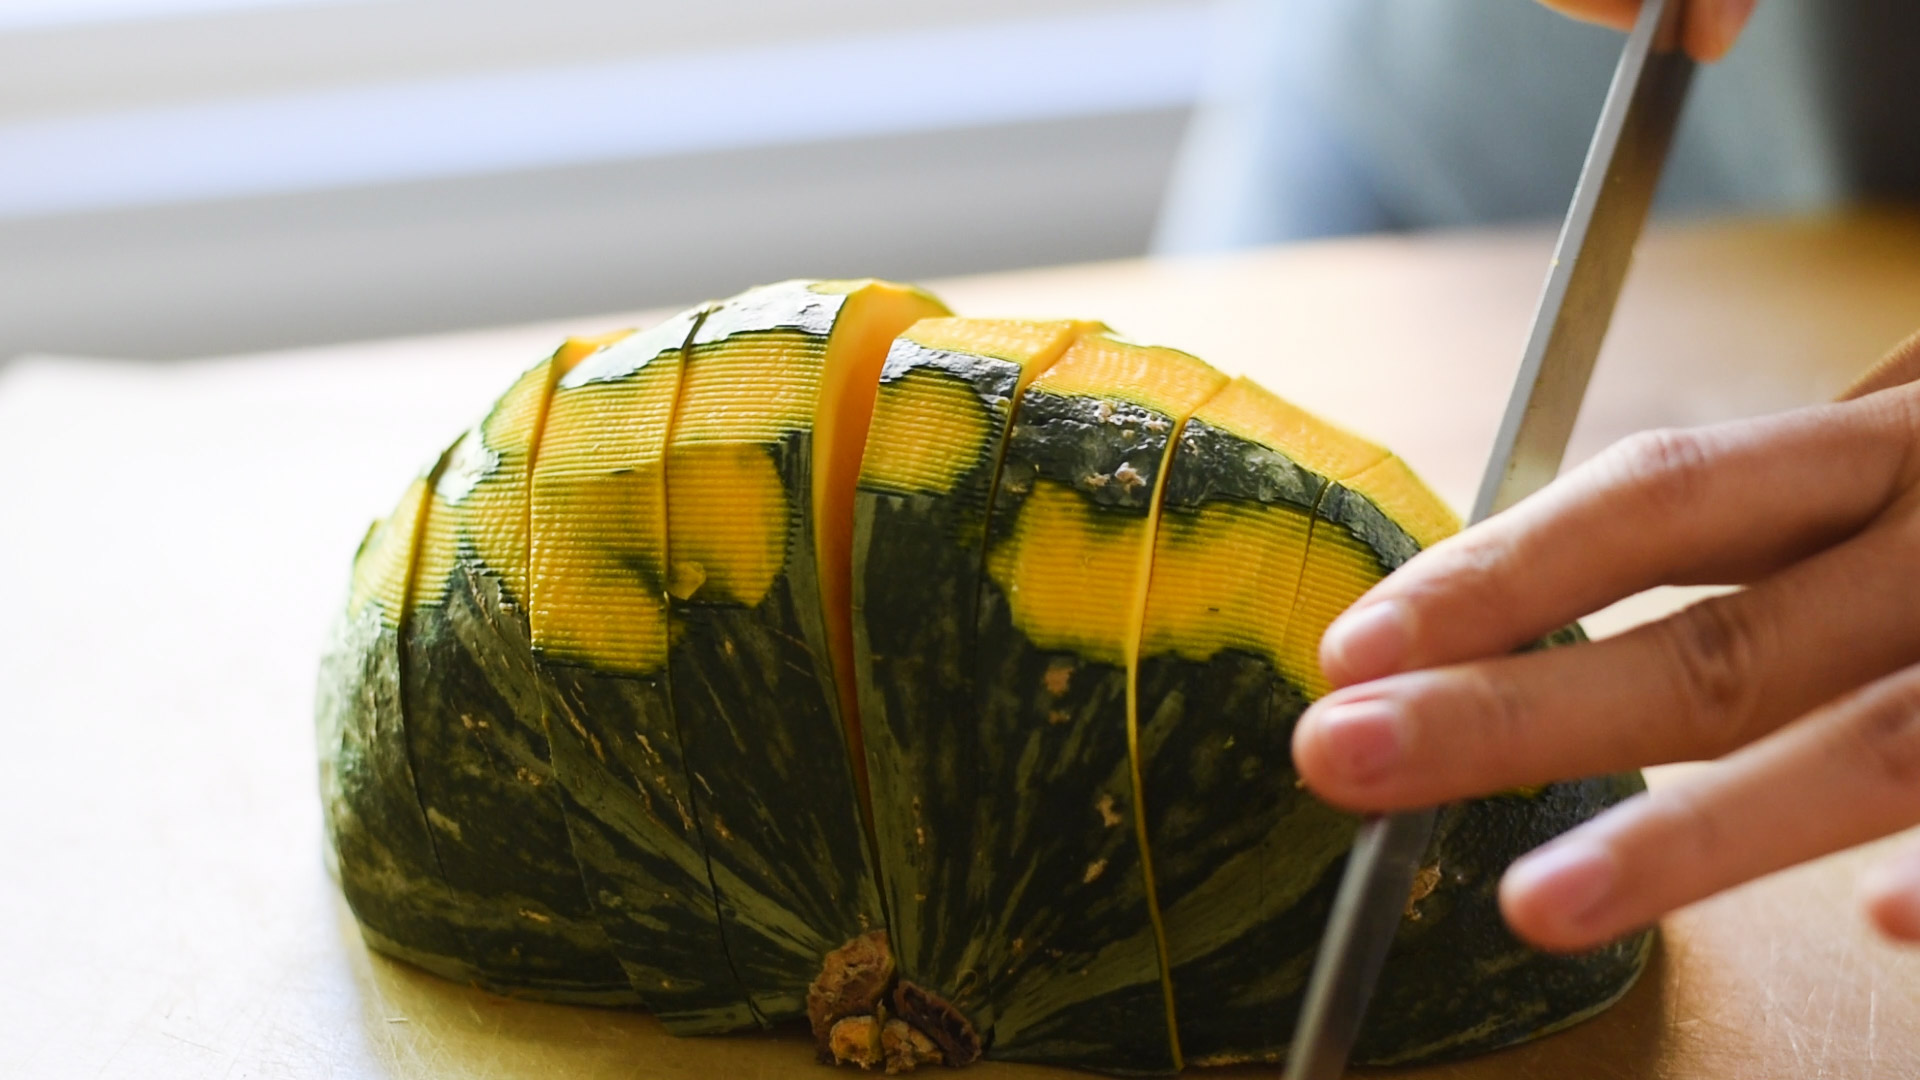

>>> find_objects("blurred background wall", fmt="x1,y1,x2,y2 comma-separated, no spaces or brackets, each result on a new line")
0,0,1207,361
5,0,1907,364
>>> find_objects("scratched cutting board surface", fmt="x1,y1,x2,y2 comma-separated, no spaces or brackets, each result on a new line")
2,214,1917,1079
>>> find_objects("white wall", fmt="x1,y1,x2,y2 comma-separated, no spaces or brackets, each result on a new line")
0,0,1207,361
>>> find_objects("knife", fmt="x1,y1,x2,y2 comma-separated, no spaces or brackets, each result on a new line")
1281,3,1694,1077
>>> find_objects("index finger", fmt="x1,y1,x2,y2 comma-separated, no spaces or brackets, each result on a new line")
1538,0,1755,62
1319,391,1919,689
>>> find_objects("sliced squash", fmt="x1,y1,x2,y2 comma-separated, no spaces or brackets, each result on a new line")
402,341,637,1004
1133,377,1389,1064
317,472,476,982
851,317,1098,1060
1282,454,1458,695
663,280,949,1022
969,333,1227,1074
526,313,762,1032
1136,381,1653,1068
317,284,1657,1077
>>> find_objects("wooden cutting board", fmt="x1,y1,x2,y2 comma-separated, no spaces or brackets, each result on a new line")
2,213,1917,1080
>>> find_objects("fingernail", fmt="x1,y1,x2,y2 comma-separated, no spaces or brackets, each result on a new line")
1310,699,1403,784
1324,602,1411,682
1859,849,1920,942
1507,842,1618,932
1701,0,1755,61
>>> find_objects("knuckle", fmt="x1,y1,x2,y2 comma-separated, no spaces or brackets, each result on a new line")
1410,531,1524,621
1657,598,1763,749
1841,386,1920,488
1605,428,1716,519
1844,674,1920,791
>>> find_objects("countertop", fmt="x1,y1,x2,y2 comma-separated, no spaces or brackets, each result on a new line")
4,212,1919,1079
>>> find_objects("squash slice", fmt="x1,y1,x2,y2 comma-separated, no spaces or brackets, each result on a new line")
663,280,948,1022
970,333,1227,1074
1134,377,1390,1064
318,472,477,983
852,317,1099,1061
525,316,761,1030
402,343,638,1004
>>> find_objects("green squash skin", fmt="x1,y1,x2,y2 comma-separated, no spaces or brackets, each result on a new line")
666,311,886,1024
1136,419,1650,1068
402,540,638,1004
852,343,1022,1038
538,658,763,1031
1136,650,1345,1065
1357,771,1652,1065
527,318,762,1033
316,543,475,984
1138,650,1650,1068
1136,418,1345,1063
969,388,1182,1076
1315,478,1423,571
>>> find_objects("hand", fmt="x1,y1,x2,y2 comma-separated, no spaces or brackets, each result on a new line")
1292,329,1920,952
1539,0,1757,62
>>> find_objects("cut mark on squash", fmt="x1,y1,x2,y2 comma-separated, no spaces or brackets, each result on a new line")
1123,398,1229,1076
642,307,766,1026
1283,455,1456,697
347,475,433,626
390,446,481,974
528,311,768,1026
808,283,952,858
1138,496,1317,667
972,332,1224,1070
463,357,561,606
531,321,693,674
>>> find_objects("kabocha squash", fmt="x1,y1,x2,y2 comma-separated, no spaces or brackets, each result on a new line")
852,316,1101,1062
405,335,636,1005
319,474,475,983
318,279,1652,1076
528,313,759,1029
965,333,1229,1074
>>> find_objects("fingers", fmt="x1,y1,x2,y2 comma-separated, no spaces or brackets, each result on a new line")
1859,833,1920,942
1537,0,1640,32
1681,0,1757,62
1296,515,1920,810
1319,395,1920,689
1495,661,1920,951
1842,326,1920,401
1537,0,1756,61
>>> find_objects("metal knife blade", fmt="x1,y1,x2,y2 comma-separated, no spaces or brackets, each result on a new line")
1282,4,1694,1078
